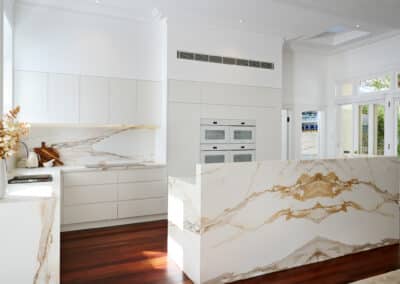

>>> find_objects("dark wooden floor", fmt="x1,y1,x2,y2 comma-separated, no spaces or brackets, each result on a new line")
61,220,400,284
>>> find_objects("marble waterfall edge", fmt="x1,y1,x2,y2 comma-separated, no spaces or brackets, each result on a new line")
168,157,400,283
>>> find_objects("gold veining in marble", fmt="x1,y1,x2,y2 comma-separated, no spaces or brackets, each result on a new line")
34,198,56,284
204,237,399,284
200,172,398,234
267,172,399,203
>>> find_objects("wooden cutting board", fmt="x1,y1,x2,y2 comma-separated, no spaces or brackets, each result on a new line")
34,142,64,167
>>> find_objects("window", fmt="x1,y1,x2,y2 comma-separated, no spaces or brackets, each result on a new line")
301,111,320,159
374,104,385,155
339,105,353,154
397,73,400,89
359,75,391,93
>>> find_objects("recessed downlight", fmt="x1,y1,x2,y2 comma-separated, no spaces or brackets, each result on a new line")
239,19,244,24
95,0,101,4
355,24,361,29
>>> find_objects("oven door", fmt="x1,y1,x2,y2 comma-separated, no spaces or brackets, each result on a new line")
201,126,230,144
231,150,256,163
200,151,230,164
230,126,256,144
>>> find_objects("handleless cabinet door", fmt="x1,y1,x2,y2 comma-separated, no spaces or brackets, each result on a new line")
64,184,118,206
15,71,47,123
118,181,166,201
63,203,117,224
48,73,79,123
137,81,162,126
63,171,118,187
79,76,109,124
109,79,137,124
118,198,167,219
118,167,167,183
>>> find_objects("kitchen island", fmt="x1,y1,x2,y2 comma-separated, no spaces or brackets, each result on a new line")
168,157,400,283
0,168,61,284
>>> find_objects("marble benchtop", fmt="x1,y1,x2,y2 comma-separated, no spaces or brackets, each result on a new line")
5,167,61,202
0,167,61,283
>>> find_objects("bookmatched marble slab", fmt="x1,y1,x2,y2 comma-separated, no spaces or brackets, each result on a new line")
168,157,400,283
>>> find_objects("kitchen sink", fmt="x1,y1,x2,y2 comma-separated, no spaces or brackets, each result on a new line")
8,174,53,184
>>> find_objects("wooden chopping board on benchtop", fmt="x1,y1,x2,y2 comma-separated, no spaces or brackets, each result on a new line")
34,142,64,167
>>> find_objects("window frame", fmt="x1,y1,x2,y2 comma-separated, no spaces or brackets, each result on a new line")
335,72,398,157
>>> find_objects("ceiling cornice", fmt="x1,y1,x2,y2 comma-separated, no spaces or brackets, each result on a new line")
285,30,400,56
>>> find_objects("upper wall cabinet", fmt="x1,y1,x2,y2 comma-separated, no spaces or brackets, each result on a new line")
137,81,162,125
15,71,47,123
14,71,161,126
109,79,137,125
48,74,79,123
79,76,109,124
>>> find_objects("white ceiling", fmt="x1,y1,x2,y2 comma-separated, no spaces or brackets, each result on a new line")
17,0,400,51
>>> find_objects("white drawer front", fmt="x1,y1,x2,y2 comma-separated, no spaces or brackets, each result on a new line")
118,181,166,201
64,171,117,187
118,168,166,183
64,184,117,206
63,203,117,224
118,198,167,219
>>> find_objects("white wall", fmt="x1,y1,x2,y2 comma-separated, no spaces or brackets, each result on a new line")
15,3,162,81
3,0,14,114
282,47,328,159
167,22,283,88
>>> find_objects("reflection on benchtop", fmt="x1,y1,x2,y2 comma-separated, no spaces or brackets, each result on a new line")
3,168,61,202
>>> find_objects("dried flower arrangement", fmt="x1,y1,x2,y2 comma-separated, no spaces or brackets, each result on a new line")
0,106,30,159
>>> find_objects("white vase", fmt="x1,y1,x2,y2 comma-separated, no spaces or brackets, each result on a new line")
0,159,7,199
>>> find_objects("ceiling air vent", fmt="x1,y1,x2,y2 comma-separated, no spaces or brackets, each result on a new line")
177,51,274,70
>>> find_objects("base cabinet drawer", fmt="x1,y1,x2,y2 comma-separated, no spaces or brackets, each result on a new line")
118,181,166,201
63,203,117,224
64,184,117,206
64,171,117,187
118,168,167,183
118,198,167,219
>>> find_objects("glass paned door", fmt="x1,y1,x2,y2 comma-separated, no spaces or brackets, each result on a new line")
374,104,385,155
358,105,369,154
301,111,320,159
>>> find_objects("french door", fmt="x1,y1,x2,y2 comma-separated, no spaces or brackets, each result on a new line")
338,101,386,156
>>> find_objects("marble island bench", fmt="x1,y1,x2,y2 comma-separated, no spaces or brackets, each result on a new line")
168,157,400,284
0,168,61,284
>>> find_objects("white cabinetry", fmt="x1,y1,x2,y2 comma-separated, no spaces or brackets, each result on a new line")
137,81,162,125
48,73,79,123
79,76,109,124
109,78,137,124
15,71,47,122
62,166,167,231
168,79,282,177
14,70,161,126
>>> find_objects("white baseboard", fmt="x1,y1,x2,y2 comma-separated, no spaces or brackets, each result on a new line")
61,214,167,232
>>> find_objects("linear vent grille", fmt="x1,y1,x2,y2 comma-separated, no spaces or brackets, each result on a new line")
177,51,274,70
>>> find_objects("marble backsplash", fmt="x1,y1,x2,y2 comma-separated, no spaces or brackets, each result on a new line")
21,126,156,166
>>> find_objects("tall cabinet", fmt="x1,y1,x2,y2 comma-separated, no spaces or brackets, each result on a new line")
167,79,282,178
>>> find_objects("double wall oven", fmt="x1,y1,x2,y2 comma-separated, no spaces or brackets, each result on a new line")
200,119,256,164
